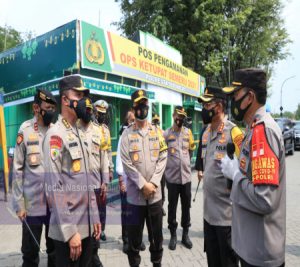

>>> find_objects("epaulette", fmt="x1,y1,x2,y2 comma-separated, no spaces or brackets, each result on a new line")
62,118,71,129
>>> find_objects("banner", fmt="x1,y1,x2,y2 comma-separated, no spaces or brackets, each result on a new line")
80,21,202,97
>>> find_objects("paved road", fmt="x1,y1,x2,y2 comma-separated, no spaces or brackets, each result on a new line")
0,151,299,266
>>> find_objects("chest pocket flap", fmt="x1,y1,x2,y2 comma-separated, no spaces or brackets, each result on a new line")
129,140,142,163
91,137,100,155
149,136,159,161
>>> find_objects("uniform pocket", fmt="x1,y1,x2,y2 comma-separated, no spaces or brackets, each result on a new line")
91,137,100,156
149,140,159,162
129,143,142,163
26,145,41,166
69,147,83,173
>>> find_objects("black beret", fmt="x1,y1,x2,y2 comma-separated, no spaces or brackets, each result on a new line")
59,75,89,95
131,89,148,103
198,86,226,103
34,89,57,105
223,68,266,94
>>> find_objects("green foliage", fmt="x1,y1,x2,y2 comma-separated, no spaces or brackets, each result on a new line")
0,25,23,52
115,0,290,86
295,104,300,120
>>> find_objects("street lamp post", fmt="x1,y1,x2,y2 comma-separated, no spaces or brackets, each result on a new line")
280,75,296,117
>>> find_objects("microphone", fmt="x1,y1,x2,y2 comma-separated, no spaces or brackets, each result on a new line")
226,143,235,190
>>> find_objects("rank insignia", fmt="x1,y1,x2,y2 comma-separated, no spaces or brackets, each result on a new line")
62,118,70,129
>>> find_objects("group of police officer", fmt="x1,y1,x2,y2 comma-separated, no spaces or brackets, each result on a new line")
11,67,286,267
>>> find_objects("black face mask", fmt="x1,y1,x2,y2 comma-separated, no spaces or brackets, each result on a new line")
231,92,251,121
40,108,55,126
201,107,216,124
175,118,184,128
134,103,149,121
97,113,107,125
68,97,90,121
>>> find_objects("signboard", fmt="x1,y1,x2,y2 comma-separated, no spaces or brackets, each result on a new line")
80,21,203,97
0,20,78,95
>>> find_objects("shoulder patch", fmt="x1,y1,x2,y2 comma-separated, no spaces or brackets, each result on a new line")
16,133,23,145
231,126,244,157
251,123,279,186
50,135,62,161
50,135,62,149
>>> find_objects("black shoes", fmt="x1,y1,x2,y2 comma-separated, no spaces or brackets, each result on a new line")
100,231,107,241
168,231,177,250
181,229,193,249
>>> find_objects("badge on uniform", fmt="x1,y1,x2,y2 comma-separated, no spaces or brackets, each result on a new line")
152,150,158,158
50,135,62,161
51,148,60,161
132,153,139,162
17,133,23,145
67,133,75,142
170,147,176,154
29,154,38,165
72,159,81,172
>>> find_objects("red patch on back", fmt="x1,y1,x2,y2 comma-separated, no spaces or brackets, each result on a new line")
251,123,279,186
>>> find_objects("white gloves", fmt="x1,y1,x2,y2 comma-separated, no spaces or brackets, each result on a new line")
221,155,240,181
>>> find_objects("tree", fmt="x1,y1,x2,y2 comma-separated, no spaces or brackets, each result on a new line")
295,104,300,120
0,25,23,53
115,0,290,86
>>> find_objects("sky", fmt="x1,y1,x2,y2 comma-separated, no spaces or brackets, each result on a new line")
0,0,299,114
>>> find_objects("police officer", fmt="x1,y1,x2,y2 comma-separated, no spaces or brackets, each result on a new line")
77,98,110,267
120,89,168,267
163,106,196,250
12,89,57,267
94,99,114,241
221,68,286,267
198,86,243,267
43,75,101,266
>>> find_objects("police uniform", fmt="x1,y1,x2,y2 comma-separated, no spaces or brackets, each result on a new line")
120,89,168,267
43,76,100,267
222,69,286,267
163,106,196,249
78,116,110,266
12,89,56,267
199,86,243,267
94,100,114,240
